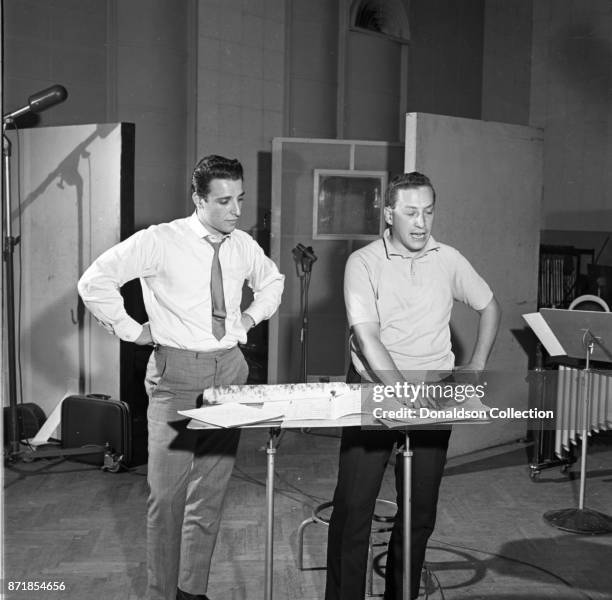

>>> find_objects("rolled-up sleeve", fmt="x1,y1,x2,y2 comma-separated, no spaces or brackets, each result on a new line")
77,229,160,342
242,242,284,324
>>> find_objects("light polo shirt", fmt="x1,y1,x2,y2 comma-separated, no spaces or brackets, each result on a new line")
344,229,493,375
78,212,285,351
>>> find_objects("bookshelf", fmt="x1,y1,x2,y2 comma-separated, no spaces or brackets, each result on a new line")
538,245,594,309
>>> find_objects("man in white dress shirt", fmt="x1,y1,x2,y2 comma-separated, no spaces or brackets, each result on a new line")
78,155,285,600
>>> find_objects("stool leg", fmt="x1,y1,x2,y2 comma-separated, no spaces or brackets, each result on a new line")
296,517,315,570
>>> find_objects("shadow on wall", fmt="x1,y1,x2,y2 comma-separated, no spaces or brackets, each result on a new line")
15,125,114,394
14,124,112,218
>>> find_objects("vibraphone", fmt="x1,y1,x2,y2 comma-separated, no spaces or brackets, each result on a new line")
554,365,612,458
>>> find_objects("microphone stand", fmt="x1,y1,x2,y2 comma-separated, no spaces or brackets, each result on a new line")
291,244,317,382
2,122,21,456
3,86,67,460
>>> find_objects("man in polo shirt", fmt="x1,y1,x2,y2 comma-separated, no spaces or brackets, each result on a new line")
325,171,500,600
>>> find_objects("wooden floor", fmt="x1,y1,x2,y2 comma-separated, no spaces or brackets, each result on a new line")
4,429,612,600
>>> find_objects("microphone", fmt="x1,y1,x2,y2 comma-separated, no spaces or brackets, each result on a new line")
28,85,68,112
3,85,68,122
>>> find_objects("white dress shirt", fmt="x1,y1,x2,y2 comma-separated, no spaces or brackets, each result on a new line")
78,212,285,351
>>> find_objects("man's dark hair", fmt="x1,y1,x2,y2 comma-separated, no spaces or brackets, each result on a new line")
385,171,436,208
191,155,243,198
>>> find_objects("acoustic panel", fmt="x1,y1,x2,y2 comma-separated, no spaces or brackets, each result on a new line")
405,112,543,455
5,123,134,420
269,138,404,384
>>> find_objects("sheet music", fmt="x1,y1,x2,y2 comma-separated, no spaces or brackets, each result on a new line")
332,391,364,418
178,403,284,428
523,312,567,356
201,381,352,404
184,384,367,429
283,397,331,420
283,390,363,421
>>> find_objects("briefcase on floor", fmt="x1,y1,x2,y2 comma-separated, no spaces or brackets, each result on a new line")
61,394,131,467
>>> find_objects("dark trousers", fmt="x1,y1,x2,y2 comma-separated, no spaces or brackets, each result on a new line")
325,369,451,600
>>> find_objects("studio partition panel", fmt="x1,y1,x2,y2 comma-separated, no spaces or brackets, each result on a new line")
404,112,543,454
269,138,404,384
5,123,136,442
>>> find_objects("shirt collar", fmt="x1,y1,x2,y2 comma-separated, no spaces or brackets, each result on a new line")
187,211,232,243
382,228,440,260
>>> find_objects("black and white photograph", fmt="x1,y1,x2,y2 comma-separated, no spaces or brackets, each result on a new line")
2,1,612,599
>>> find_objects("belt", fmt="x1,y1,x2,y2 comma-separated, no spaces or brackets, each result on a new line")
153,343,239,360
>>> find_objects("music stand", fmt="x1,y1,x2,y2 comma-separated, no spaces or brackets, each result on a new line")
523,308,612,534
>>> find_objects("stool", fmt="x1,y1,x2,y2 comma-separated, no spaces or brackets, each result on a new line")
297,498,397,596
